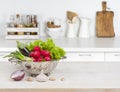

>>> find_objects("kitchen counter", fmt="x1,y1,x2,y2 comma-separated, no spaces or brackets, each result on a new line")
1,62,120,91
0,35,120,52
1,62,120,88
1,36,120,91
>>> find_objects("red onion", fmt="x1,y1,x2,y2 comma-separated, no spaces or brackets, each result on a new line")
11,70,25,81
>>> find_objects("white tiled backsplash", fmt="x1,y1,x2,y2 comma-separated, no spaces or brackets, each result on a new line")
0,0,120,37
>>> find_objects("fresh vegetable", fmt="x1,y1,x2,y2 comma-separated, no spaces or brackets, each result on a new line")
5,39,66,62
26,40,43,51
33,51,41,58
45,56,51,61
16,41,30,56
5,51,32,62
32,57,37,62
29,46,51,62
37,57,43,62
33,46,41,52
41,50,50,57
11,70,25,81
29,51,34,57
26,39,66,60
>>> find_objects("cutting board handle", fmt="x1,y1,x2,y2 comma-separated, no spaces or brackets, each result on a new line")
102,1,107,11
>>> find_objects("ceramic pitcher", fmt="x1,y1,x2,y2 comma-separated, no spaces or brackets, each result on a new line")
78,17,91,38
66,22,76,38
66,17,80,38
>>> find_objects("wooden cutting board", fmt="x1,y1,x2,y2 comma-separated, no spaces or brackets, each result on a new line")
96,1,115,37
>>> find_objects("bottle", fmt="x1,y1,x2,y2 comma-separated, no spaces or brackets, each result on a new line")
9,15,15,27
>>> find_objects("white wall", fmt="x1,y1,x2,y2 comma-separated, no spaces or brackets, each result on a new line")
0,0,120,37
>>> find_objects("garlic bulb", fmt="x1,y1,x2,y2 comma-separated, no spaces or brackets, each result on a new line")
49,76,56,81
36,70,48,82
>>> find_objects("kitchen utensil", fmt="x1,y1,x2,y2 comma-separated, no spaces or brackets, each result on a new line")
9,58,58,75
67,11,78,21
96,1,115,37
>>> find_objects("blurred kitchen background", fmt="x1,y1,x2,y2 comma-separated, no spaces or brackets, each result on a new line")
0,0,120,37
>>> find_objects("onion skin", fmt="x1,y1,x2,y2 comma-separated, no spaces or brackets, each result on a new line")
11,70,25,81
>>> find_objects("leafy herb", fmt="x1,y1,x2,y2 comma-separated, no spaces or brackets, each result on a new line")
26,40,43,51
4,51,32,62
50,46,65,60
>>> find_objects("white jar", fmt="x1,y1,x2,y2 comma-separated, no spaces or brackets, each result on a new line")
78,17,91,38
66,23,76,38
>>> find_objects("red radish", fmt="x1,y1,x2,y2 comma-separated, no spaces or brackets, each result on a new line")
37,57,43,62
29,52,34,57
45,56,51,61
41,50,50,57
33,46,41,52
32,58,37,62
41,50,45,56
34,51,41,58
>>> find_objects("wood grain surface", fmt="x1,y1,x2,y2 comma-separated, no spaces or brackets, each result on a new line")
1,89,120,92
96,1,115,37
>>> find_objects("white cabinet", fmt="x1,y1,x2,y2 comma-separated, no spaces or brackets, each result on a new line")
64,52,104,62
64,51,120,62
105,52,120,62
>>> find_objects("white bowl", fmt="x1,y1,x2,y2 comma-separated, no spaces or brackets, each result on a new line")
47,27,62,38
